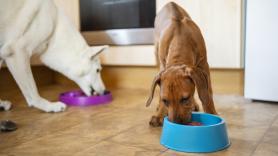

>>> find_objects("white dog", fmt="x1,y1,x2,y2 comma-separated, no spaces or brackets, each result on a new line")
0,0,108,112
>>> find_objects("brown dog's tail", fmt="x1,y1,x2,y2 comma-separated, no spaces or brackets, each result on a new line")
168,2,190,21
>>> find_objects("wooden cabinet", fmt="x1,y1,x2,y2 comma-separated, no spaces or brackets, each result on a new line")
157,0,243,68
32,0,243,68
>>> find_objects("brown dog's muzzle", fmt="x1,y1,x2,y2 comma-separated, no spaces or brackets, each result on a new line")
168,106,193,125
172,114,192,125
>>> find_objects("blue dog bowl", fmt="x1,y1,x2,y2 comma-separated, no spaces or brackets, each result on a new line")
160,112,230,153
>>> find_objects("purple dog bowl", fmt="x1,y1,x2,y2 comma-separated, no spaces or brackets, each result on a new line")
59,90,112,106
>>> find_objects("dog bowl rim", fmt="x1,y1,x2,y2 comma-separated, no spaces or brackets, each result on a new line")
163,112,225,128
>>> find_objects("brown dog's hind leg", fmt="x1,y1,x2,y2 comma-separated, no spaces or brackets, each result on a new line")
149,99,167,127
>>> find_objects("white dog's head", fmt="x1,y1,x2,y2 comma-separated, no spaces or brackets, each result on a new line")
74,45,108,96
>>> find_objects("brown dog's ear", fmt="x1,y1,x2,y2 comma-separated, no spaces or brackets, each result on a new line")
186,67,217,114
146,73,161,107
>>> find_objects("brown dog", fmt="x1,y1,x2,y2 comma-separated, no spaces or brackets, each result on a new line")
146,2,217,126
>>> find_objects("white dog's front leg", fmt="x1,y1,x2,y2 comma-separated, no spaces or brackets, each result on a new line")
5,51,66,113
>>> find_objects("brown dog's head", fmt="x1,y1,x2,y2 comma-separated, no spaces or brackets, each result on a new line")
146,65,210,124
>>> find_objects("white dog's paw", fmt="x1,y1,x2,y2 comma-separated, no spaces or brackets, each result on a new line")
0,100,12,111
45,102,67,113
31,99,67,113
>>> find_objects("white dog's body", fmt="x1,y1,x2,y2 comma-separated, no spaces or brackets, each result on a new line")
0,0,108,112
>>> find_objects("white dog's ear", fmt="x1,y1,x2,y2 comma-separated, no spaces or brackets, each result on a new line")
88,45,109,59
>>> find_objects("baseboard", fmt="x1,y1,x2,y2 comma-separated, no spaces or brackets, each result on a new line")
54,66,244,95
210,69,244,95
0,65,243,95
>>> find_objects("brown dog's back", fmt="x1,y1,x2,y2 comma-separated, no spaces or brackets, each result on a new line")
155,2,207,70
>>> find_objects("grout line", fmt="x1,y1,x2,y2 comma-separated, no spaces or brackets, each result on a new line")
74,120,167,155
156,148,169,156
100,117,168,154
107,127,167,154
101,122,144,141
249,113,278,156
74,122,143,154
0,113,83,150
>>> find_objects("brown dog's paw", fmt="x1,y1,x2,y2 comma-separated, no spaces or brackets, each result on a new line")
149,116,163,127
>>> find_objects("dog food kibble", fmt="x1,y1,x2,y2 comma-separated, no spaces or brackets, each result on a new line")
187,121,202,126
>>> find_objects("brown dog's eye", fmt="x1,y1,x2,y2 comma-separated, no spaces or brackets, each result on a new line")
96,69,100,73
162,99,170,107
180,97,189,104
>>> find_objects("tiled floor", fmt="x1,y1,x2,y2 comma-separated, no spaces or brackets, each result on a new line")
0,85,278,156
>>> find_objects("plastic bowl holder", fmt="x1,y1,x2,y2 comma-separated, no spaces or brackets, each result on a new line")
59,90,112,106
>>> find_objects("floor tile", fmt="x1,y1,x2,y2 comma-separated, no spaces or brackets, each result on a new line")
261,124,278,145
74,141,161,156
1,86,278,156
109,123,166,152
252,143,278,156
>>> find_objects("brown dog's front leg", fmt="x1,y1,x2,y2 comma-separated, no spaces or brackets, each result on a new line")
203,102,218,115
204,77,218,115
149,99,167,127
